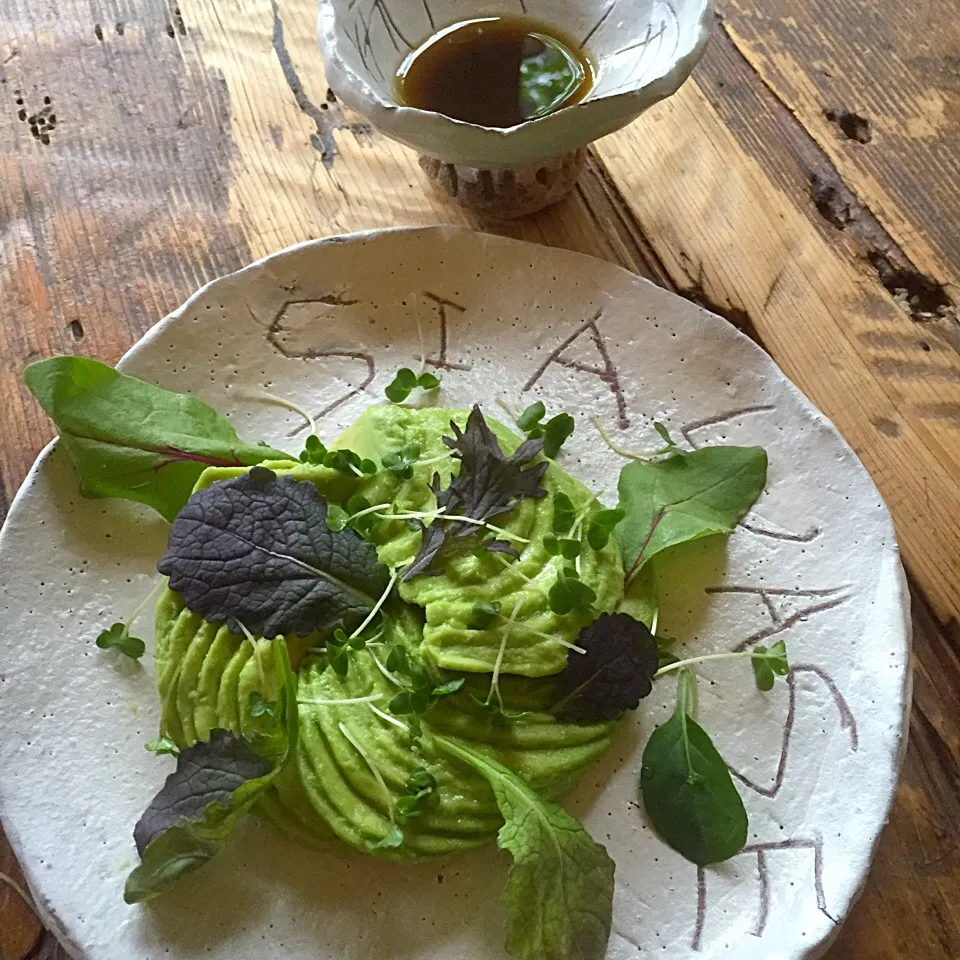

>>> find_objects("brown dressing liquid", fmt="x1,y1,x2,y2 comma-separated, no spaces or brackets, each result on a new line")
395,16,594,128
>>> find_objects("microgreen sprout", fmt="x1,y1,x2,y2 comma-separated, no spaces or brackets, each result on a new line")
248,691,277,719
513,401,575,459
95,578,162,661
468,600,502,630
382,442,422,479
385,367,442,404
654,641,789,693
590,417,682,462
548,566,596,617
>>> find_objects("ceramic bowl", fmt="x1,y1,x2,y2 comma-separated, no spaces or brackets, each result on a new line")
317,0,713,214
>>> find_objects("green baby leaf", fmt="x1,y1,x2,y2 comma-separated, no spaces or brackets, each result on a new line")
656,635,680,670
384,367,419,403
541,413,575,460
548,567,596,616
617,445,767,583
586,508,624,551
552,492,576,534
382,442,422,480
435,736,614,960
417,371,441,391
385,368,441,403
95,622,146,661
468,600,502,630
751,640,789,692
516,401,545,433
639,669,747,866
24,356,290,522
299,434,328,465
248,691,277,719
125,639,298,902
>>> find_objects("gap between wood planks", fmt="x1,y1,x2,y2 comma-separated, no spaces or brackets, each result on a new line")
710,17,958,334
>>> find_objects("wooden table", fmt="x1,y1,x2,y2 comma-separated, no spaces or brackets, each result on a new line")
1,0,958,956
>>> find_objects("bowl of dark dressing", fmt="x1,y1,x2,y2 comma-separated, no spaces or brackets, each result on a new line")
318,0,713,216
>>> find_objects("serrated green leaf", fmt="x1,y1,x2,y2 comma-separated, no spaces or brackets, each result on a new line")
435,736,614,960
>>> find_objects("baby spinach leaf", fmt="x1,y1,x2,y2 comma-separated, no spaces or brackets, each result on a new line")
551,613,658,722
157,468,389,639
617,445,767,583
639,669,747,866
95,622,146,660
24,356,290,522
435,736,615,960
125,639,298,902
404,406,548,579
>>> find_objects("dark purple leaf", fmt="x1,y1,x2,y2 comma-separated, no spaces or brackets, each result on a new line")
133,730,271,856
158,467,389,637
551,613,659,722
404,406,548,579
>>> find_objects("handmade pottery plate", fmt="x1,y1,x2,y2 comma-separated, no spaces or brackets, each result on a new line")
0,226,910,960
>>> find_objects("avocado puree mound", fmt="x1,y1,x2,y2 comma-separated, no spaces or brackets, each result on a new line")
153,405,627,861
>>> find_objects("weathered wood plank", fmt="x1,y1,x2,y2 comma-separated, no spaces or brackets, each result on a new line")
719,0,960,296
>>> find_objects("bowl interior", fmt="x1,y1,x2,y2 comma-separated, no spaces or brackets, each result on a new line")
328,0,710,109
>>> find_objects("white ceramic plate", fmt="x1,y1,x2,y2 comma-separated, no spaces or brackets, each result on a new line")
0,226,910,960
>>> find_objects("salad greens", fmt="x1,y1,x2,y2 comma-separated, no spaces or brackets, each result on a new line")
24,356,289,521
125,638,298,903
436,736,615,960
616,444,767,584
384,366,441,403
639,669,748,865
30,352,785,960
95,622,145,660
403,405,548,579
550,613,659,722
156,467,390,638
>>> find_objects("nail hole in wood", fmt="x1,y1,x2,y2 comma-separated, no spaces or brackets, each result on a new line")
69,320,85,341
94,23,103,41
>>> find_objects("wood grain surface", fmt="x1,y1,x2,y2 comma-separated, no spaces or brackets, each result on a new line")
0,0,958,957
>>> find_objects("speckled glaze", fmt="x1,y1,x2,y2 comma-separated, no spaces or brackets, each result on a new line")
316,0,714,167
0,227,910,960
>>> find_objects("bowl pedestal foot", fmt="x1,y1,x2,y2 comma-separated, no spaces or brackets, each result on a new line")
418,149,587,219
